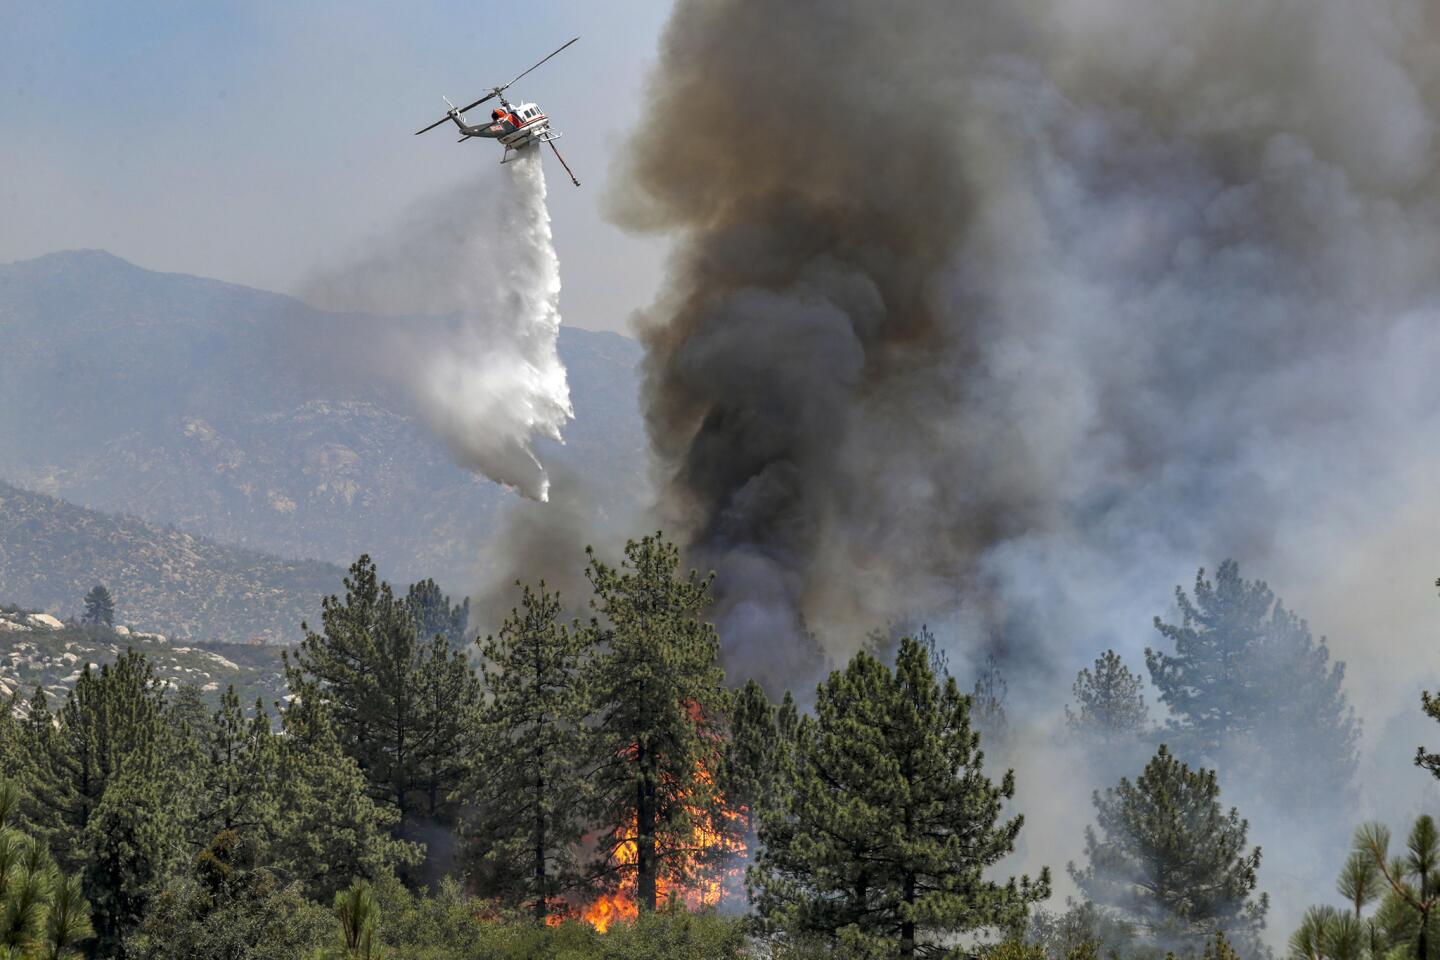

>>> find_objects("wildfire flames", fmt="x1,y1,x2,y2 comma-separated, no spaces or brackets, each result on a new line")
578,762,748,932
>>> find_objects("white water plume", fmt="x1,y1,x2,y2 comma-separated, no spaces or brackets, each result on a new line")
414,154,572,501
305,150,572,501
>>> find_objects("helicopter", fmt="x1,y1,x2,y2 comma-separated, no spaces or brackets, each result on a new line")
415,37,582,186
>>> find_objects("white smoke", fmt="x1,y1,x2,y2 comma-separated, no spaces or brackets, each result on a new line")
304,150,572,500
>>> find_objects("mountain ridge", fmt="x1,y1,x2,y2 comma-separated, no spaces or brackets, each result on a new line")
0,249,647,593
0,478,340,643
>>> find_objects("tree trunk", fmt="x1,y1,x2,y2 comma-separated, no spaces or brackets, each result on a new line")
534,744,546,924
900,877,917,959
636,744,657,912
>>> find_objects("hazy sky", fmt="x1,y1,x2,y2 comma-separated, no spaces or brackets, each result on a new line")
0,1,671,333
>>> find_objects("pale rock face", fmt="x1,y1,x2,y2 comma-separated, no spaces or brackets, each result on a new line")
0,620,31,633
27,614,63,630
113,625,130,636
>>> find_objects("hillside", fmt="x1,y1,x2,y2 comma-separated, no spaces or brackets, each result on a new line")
0,480,339,642
0,250,646,591
0,605,287,712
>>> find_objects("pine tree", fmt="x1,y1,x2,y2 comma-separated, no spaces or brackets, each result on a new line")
412,638,480,834
753,637,1050,960
584,533,734,913
1069,744,1267,948
334,879,380,960
286,556,481,853
0,780,93,960
82,767,178,955
406,579,470,650
1339,851,1382,918
187,687,277,849
723,679,783,833
1147,561,1358,806
20,652,170,871
467,582,588,921
268,693,419,901
971,653,1010,745
1354,817,1440,960
81,586,114,629
1066,651,1149,741
1414,690,1440,782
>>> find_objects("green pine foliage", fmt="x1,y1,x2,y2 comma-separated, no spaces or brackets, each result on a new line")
467,582,589,920
80,586,114,629
722,680,784,834
81,767,179,956
267,694,421,901
286,556,482,855
1069,745,1267,949
125,830,333,960
188,688,278,845
752,636,1050,959
583,534,736,914
1066,650,1149,742
12,652,178,954
1285,814,1440,960
6,539,1381,960
19,652,171,868
1146,561,1358,808
0,780,93,960
1354,818,1440,960
406,579,470,650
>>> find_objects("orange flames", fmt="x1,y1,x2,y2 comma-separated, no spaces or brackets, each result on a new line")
578,759,748,932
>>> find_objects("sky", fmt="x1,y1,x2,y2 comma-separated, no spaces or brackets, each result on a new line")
0,1,671,333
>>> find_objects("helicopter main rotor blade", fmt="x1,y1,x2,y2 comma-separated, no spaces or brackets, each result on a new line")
415,38,576,136
415,114,455,136
455,90,500,115
500,36,579,91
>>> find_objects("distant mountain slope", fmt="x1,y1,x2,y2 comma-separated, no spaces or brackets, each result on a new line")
0,480,340,642
0,250,645,590
0,607,287,711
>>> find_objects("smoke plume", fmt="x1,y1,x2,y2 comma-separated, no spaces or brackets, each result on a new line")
614,0,1440,940
306,151,572,501
614,0,1440,691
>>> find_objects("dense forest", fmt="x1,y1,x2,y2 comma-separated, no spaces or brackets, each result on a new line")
0,538,1425,960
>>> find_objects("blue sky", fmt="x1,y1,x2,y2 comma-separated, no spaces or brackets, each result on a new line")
0,1,672,332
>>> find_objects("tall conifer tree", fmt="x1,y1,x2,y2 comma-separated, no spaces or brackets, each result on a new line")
1070,744,1268,949
753,637,1049,959
1147,561,1358,806
287,556,481,850
1066,650,1149,741
467,582,588,920
584,534,733,913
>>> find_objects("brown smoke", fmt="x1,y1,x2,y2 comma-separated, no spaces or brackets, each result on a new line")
612,0,1440,697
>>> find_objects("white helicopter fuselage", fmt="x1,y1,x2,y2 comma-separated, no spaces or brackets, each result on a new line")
496,102,553,149
414,36,581,184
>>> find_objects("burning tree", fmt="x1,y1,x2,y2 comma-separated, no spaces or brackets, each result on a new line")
751,636,1050,959
582,533,741,923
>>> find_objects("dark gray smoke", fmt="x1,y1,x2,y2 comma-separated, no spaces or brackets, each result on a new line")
613,0,1440,694
614,2,1440,940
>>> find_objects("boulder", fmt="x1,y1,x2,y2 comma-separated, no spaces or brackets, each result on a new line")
27,614,64,630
